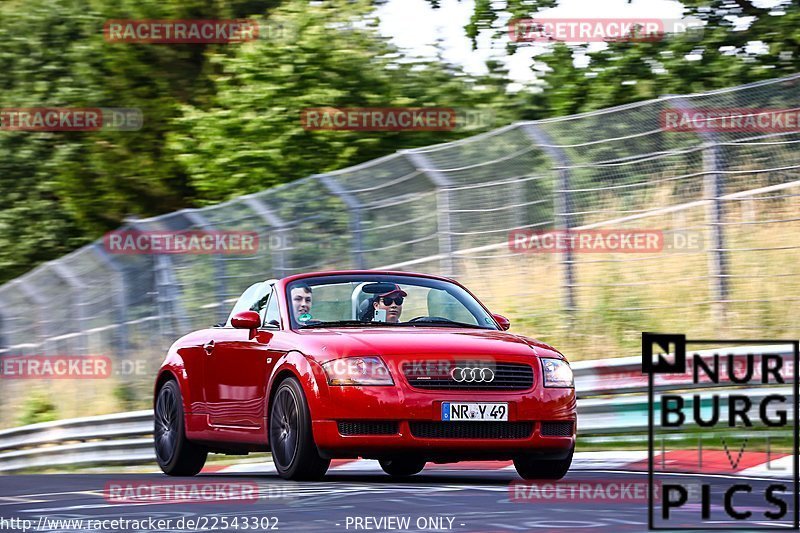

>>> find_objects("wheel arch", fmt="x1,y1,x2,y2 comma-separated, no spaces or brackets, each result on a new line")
265,350,326,445
267,369,300,414
154,366,193,415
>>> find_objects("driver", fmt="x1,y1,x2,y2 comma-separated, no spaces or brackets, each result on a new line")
290,283,313,320
372,284,406,323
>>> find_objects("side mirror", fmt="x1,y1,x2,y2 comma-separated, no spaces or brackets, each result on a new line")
492,314,511,331
232,310,261,339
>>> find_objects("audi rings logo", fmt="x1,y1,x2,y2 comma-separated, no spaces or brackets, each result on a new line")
451,367,495,383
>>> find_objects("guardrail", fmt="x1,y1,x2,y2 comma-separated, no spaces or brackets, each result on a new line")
0,344,794,472
0,410,153,472
572,344,795,397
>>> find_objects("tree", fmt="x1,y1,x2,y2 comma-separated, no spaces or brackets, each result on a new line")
0,0,279,282
168,0,525,204
0,0,527,283
447,0,800,114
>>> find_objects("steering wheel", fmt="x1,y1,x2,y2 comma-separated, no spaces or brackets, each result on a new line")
408,316,455,323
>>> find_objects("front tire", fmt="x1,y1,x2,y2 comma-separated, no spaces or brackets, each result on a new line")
269,377,330,480
513,446,574,480
154,380,207,476
379,458,426,477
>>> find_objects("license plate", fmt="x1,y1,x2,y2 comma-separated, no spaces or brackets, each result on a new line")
441,402,508,421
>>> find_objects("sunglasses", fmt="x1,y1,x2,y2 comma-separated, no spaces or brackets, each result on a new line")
379,296,404,306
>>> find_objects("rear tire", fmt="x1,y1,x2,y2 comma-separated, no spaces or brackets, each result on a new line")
154,380,207,476
513,446,573,480
379,457,426,477
269,377,330,480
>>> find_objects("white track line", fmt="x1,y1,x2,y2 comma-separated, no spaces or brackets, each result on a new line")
213,452,651,474
213,451,795,479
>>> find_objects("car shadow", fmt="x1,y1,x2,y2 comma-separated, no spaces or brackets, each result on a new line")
206,470,518,485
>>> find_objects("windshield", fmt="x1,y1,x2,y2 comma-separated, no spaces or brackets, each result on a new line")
285,274,498,330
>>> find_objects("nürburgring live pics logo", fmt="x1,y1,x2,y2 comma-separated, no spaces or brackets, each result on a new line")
643,332,799,530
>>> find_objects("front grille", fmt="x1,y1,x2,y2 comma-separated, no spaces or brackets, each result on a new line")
403,362,534,391
337,421,399,436
409,421,533,439
540,421,574,437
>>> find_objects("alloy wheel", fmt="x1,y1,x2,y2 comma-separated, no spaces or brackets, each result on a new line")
154,385,179,464
270,386,300,468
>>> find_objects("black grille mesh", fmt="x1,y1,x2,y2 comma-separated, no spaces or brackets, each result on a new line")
409,421,533,439
403,362,534,391
337,421,399,436
540,421,574,437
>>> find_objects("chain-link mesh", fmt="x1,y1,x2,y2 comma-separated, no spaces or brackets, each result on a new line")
1,75,799,426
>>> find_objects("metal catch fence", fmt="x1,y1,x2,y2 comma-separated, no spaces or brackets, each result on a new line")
1,75,799,427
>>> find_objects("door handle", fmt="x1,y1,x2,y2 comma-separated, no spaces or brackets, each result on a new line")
203,341,215,354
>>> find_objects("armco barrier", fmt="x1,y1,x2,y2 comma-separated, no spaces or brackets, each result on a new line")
0,410,153,472
3,74,800,431
0,345,794,472
572,344,795,397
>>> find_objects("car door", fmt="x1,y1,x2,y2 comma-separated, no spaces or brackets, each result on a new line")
201,283,283,441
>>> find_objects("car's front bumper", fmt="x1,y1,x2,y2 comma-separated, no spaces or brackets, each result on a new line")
310,378,576,460
312,420,574,460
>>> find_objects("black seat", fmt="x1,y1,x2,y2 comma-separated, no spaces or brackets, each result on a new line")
357,297,375,322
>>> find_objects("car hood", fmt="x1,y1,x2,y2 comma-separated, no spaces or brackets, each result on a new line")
294,327,563,363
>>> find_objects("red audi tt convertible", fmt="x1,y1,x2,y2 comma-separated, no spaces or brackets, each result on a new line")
153,271,576,480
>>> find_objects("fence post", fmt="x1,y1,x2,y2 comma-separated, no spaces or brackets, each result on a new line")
0,285,26,351
180,209,228,324
90,244,129,359
49,262,90,355
242,195,292,277
126,218,190,339
12,278,50,352
521,124,576,314
316,175,365,270
402,151,454,276
0,297,6,353
155,255,191,336
672,98,729,322
703,143,729,321
0,295,6,428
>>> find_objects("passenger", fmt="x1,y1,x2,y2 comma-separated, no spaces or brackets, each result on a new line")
290,283,313,320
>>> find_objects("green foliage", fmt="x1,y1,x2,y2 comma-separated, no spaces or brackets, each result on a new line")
112,381,138,410
169,0,523,204
0,0,275,281
6,0,794,284
0,0,525,282
19,392,58,425
452,0,800,114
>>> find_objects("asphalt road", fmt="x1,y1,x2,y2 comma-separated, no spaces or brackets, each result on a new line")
0,467,794,532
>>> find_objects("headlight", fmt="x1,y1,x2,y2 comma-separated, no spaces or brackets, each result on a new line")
322,356,394,386
541,358,574,388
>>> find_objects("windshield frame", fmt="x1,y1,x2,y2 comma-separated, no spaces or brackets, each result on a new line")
284,273,500,332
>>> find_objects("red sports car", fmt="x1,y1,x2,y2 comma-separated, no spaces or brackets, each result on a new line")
153,271,576,480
